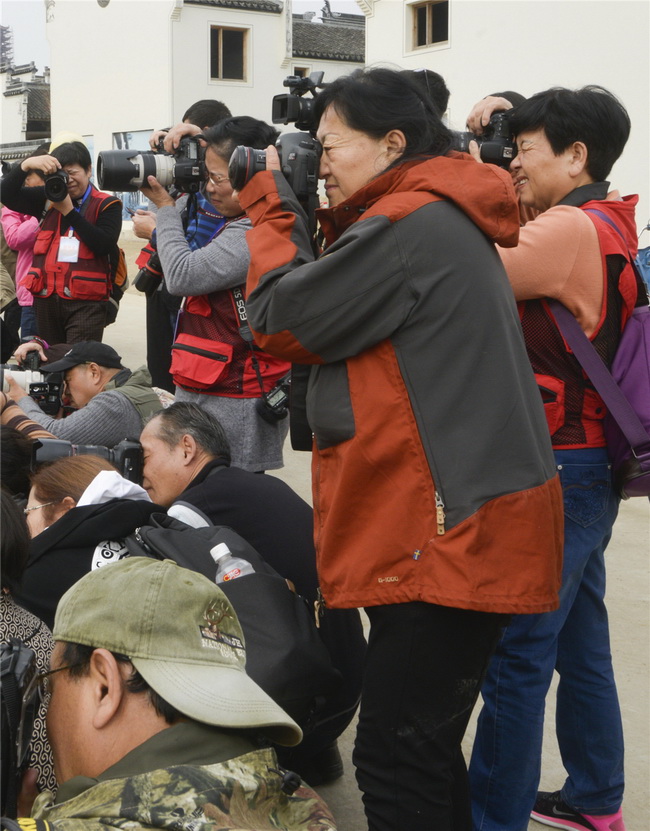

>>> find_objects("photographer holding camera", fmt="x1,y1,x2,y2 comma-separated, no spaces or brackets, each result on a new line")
0,141,122,346
235,67,563,830
465,87,639,831
2,341,162,448
138,117,291,473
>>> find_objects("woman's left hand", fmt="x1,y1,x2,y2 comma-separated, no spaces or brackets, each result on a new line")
140,176,175,208
3,372,27,401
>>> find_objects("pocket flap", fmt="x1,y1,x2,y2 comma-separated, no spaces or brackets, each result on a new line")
171,334,233,390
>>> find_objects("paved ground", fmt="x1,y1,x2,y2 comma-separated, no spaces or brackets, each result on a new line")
104,229,650,830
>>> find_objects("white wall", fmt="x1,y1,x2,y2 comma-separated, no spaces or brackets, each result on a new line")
44,0,362,166
363,0,650,232
1,78,26,143
46,0,179,156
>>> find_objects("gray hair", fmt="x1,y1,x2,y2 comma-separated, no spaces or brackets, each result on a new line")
149,403,231,464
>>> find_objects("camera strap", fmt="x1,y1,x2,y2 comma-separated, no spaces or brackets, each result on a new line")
231,287,267,397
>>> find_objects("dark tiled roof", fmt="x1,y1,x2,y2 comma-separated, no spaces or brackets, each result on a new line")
184,0,282,12
292,19,364,62
26,84,50,120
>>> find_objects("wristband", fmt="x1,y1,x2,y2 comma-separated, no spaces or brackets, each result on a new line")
31,336,50,350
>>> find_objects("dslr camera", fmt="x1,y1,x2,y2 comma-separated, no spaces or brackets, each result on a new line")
256,372,291,424
452,110,516,169
228,72,326,235
42,169,69,202
97,135,206,194
0,358,63,417
33,437,145,484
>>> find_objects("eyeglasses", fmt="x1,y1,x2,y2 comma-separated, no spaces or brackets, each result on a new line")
24,500,58,515
207,174,230,187
16,662,82,766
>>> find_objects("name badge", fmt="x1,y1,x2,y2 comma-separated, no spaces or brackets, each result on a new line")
58,232,79,263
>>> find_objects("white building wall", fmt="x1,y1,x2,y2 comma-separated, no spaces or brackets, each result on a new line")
1,81,27,143
46,0,180,157
363,0,650,231
44,0,362,166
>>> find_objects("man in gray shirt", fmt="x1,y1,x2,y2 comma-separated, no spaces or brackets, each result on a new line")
4,341,162,446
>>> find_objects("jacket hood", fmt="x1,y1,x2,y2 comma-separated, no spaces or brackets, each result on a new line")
318,151,521,248
29,498,161,564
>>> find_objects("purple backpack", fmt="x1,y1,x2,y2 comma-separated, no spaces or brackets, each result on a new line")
550,209,650,499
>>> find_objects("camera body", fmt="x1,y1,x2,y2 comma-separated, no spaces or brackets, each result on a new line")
256,372,291,424
452,111,516,169
0,365,63,416
97,136,206,194
43,169,69,202
33,437,145,484
229,132,321,204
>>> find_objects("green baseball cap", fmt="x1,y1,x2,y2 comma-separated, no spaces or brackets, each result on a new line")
53,558,302,746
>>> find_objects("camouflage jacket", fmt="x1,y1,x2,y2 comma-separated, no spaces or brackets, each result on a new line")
24,746,336,831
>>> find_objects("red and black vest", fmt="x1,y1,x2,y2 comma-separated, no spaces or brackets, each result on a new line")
171,286,290,398
25,187,117,302
520,197,638,449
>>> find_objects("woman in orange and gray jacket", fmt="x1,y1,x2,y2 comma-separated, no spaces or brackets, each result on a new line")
237,67,564,831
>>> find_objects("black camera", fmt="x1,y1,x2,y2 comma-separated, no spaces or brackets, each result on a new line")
229,132,321,205
33,437,145,484
96,135,206,194
256,372,291,424
272,71,325,132
1,639,38,817
43,169,69,202
133,247,163,295
0,364,63,416
452,111,516,169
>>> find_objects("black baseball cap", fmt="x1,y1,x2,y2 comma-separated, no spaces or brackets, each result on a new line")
43,341,124,373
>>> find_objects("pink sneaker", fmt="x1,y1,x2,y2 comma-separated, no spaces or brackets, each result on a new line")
531,790,626,831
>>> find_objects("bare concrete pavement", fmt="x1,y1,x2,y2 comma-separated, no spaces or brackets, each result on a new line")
103,230,649,830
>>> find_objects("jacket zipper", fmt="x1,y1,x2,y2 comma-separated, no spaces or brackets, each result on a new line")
172,343,229,362
435,491,446,536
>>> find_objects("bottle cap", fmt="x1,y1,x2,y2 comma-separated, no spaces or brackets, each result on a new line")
210,542,231,564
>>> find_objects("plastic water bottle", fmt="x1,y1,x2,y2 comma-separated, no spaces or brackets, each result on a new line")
210,542,254,583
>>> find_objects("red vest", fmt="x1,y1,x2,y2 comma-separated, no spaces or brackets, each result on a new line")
171,286,290,397
520,200,638,448
25,187,117,302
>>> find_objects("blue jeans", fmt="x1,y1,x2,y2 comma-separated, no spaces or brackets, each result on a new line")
469,447,623,829
20,305,38,339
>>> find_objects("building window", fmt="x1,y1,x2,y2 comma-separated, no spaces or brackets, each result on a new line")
292,66,309,78
210,26,246,80
413,1,448,48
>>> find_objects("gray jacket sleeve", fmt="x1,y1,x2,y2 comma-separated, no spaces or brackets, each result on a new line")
155,207,251,297
18,391,143,446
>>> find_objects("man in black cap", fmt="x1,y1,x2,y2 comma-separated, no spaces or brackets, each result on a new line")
3,341,162,446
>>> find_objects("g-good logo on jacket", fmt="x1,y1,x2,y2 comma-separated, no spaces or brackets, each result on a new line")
377,575,399,583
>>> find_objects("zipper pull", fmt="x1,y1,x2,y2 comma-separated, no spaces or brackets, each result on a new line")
314,587,325,629
435,492,446,536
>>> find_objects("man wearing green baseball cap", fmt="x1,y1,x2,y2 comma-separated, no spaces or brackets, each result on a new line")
14,558,336,831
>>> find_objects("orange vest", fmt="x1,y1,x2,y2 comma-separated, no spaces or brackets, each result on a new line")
25,187,117,302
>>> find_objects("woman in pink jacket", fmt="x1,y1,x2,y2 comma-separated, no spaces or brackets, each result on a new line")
1,206,39,338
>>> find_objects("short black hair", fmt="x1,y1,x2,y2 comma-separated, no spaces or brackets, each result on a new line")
182,99,232,129
1,426,35,498
50,141,92,171
509,85,630,182
313,67,452,168
1,485,30,591
203,116,280,164
402,68,450,118
61,642,183,725
148,402,231,464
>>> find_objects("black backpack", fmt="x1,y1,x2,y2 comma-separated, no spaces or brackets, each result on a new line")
126,512,342,729
1,638,38,818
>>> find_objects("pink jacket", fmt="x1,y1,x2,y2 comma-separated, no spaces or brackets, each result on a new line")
1,207,39,306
